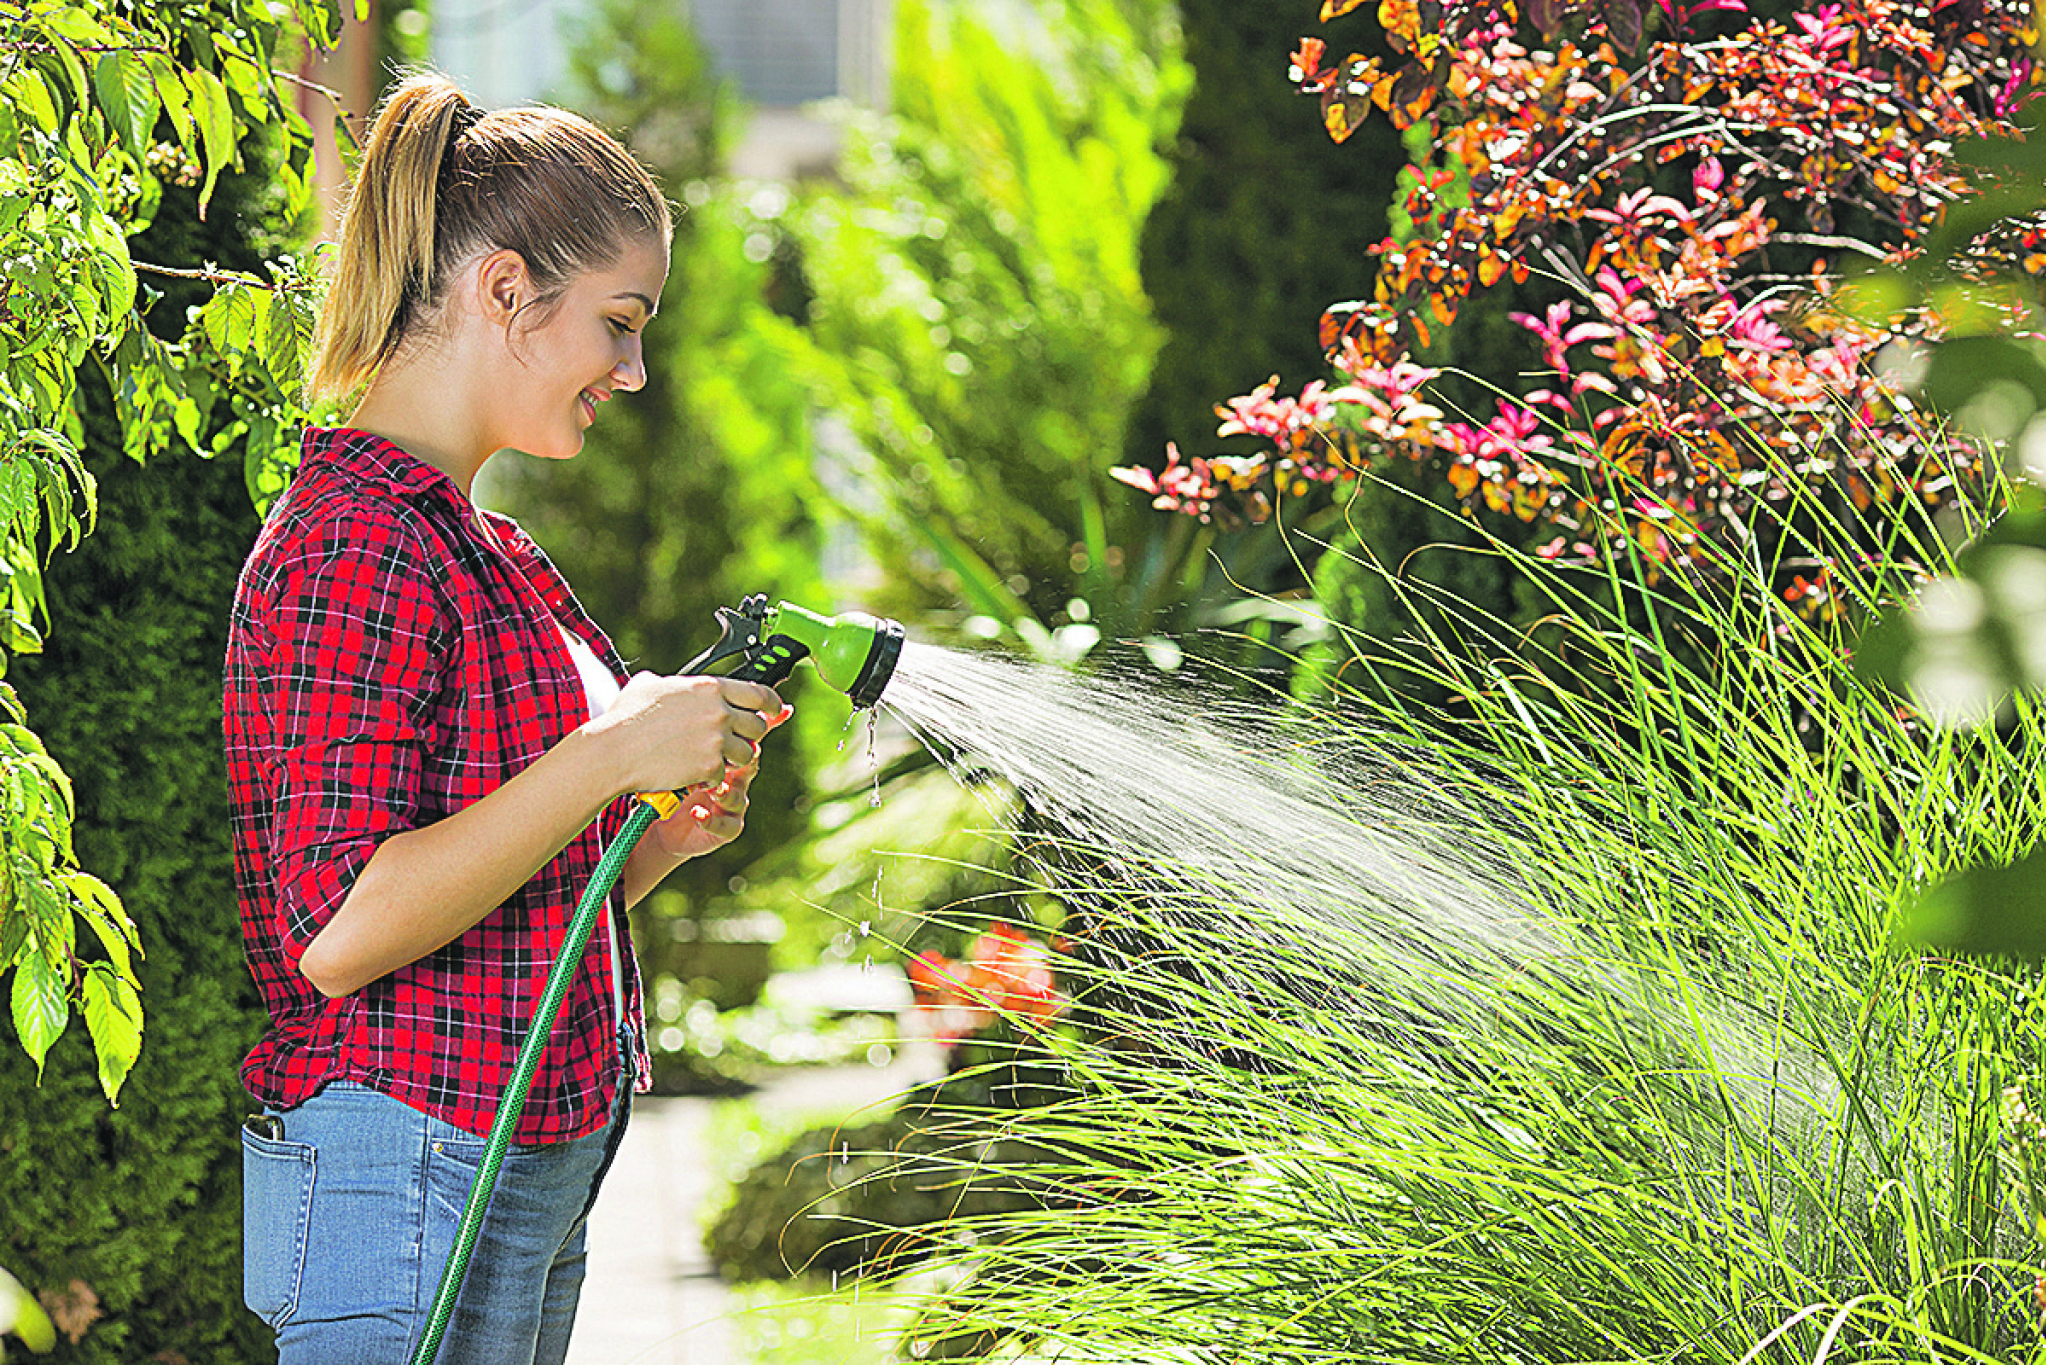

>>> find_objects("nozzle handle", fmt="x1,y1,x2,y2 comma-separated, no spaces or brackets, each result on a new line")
726,634,810,687
637,634,811,819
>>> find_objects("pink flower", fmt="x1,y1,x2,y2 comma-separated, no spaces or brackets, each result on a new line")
1725,300,1791,353
1693,156,1726,203
1513,299,1616,374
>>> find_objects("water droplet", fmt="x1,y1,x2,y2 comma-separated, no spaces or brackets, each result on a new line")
859,919,871,936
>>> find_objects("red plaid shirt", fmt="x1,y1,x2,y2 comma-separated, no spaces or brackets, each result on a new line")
226,427,650,1142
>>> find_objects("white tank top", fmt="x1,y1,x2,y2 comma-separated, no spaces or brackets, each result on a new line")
556,625,626,1026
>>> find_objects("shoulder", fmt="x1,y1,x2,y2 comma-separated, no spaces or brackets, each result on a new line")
240,469,457,638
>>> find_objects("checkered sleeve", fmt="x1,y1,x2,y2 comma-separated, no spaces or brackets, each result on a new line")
256,502,451,971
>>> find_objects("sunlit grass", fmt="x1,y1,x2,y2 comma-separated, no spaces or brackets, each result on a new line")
845,453,2046,1363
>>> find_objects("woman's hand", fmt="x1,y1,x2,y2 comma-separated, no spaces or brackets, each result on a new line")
619,702,792,904
649,762,754,862
589,673,785,798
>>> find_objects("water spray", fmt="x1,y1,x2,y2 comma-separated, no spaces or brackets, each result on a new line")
409,595,903,1365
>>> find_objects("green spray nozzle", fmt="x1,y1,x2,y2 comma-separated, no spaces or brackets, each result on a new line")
683,594,904,707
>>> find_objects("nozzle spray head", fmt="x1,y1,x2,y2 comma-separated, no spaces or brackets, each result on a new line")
760,601,904,707
685,595,904,706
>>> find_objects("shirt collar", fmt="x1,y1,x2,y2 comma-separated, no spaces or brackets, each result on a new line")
299,426,474,515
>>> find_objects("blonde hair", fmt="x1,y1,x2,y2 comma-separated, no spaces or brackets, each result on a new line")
307,72,673,401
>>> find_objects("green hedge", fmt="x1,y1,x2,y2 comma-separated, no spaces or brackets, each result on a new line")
0,167,276,1361
0,417,268,1363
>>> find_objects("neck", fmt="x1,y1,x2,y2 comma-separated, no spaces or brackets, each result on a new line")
348,347,499,499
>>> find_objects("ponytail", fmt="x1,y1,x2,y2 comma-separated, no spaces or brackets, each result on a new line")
307,71,672,402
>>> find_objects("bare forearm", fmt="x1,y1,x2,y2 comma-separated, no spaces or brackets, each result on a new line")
296,672,780,997
298,728,618,997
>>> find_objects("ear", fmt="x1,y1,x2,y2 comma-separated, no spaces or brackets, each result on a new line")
472,248,533,329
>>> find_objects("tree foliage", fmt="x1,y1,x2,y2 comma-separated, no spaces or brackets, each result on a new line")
0,0,335,1096
764,0,1220,655
0,0,335,1092
0,137,294,1364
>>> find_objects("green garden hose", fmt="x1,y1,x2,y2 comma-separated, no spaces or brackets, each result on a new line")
407,597,902,1365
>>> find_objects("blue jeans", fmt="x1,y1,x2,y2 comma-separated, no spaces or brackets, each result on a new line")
241,1058,631,1365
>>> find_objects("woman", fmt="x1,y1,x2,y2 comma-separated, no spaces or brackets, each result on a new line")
225,72,783,1364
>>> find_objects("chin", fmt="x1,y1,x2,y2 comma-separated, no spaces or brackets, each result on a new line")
527,431,586,461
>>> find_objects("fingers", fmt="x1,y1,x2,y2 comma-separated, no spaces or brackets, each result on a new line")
690,775,751,820
717,679,784,716
672,766,751,847
609,674,787,798
691,804,745,842
716,684,782,771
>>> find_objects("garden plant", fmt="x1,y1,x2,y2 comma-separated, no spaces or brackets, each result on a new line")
829,435,2046,1363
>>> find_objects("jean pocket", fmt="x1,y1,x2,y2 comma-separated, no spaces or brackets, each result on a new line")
423,1127,506,1223
241,1121,316,1328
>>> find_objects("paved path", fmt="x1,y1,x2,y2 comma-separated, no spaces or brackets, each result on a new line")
565,1054,937,1365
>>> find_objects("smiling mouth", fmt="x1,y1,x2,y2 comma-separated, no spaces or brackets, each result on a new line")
579,391,600,423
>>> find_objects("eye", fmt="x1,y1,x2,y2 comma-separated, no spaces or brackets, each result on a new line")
608,317,638,336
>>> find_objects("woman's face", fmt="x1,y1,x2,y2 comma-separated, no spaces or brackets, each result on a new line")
497,237,669,461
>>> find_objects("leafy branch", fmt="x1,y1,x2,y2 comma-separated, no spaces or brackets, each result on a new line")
0,0,344,1102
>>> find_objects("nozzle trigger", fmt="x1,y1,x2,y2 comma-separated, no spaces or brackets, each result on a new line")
681,593,772,674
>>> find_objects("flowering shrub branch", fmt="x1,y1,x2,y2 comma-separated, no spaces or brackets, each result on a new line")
1114,0,2042,615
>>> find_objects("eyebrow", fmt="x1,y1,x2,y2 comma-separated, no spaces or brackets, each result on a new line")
612,291,658,317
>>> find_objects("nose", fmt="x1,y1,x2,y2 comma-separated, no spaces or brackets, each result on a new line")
612,334,647,393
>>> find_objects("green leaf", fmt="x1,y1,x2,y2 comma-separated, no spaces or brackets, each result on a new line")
64,872,136,979
22,878,73,965
81,965,141,1105
4,69,62,137
43,6,114,46
1894,845,2046,960
0,887,26,967
33,33,90,116
0,1263,56,1353
185,69,235,216
9,950,67,1076
214,33,271,117
145,54,195,154
199,282,264,357
85,209,136,331
93,49,158,163
263,287,303,378
245,432,297,516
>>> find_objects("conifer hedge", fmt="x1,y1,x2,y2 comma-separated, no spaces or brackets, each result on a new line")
0,163,276,1362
